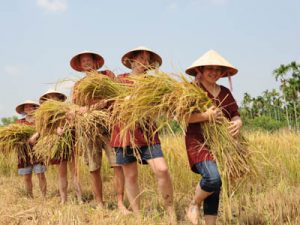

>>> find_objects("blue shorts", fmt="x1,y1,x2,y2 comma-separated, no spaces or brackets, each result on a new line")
115,144,164,165
18,164,47,175
193,161,222,215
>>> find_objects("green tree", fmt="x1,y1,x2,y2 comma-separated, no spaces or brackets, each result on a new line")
0,116,18,126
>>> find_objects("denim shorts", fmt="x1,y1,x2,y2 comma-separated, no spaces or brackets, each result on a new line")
193,160,222,215
18,164,47,175
115,144,164,165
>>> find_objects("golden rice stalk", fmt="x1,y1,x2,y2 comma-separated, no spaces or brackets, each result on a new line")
34,100,78,136
33,127,74,164
0,123,35,160
72,70,129,106
110,71,256,186
75,110,110,156
110,71,213,146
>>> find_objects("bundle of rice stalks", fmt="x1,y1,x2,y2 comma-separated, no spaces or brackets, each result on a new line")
34,100,78,136
111,71,255,179
111,70,256,221
75,110,110,155
0,123,35,160
33,127,74,164
72,70,129,106
110,71,212,143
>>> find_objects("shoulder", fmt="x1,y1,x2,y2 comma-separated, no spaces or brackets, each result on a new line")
16,118,26,124
219,85,231,93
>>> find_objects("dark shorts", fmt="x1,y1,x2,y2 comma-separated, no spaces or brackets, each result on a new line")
114,144,164,165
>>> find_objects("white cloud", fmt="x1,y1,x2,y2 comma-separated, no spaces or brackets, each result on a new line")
37,0,68,13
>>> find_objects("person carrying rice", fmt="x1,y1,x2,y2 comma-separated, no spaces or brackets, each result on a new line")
38,89,82,204
15,100,47,198
184,50,242,225
111,46,177,223
70,51,129,212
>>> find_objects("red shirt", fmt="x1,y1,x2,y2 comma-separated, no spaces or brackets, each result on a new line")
185,84,240,173
110,73,160,148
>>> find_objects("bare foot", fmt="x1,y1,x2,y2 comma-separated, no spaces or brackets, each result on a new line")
118,203,132,215
96,202,105,209
186,203,199,225
167,206,177,225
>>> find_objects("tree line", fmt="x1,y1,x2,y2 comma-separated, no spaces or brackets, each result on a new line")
241,61,300,131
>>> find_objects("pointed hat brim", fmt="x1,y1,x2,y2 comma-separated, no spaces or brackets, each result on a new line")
16,100,39,114
70,51,104,72
185,50,238,77
121,46,162,69
39,89,67,104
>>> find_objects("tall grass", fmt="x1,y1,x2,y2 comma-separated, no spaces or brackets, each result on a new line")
0,130,299,224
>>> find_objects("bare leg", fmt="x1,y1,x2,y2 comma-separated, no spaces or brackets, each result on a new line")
24,173,33,198
58,161,68,204
113,166,131,214
69,159,83,203
147,157,177,224
36,172,47,198
187,185,212,225
204,215,217,225
122,162,140,213
90,168,104,207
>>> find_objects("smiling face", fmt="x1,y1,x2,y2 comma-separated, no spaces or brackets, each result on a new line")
196,66,224,85
79,53,95,72
23,104,36,115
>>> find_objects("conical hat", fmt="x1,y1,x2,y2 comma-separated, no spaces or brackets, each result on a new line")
16,100,39,114
121,46,162,69
39,89,67,104
70,51,104,72
185,50,238,77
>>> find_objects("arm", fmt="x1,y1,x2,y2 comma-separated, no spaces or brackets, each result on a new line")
188,106,223,124
28,132,40,145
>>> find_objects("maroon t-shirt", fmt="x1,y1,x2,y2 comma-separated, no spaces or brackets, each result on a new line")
110,73,160,148
185,83,240,173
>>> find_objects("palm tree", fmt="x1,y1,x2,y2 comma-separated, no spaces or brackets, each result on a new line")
273,64,291,129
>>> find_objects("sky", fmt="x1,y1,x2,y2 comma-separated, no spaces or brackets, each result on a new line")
0,0,299,118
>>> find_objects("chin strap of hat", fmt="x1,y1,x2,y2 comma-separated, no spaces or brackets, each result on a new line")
228,76,233,92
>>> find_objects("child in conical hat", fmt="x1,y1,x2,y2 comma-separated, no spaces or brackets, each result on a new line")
110,46,177,223
70,51,129,213
39,89,82,204
15,100,47,198
185,50,242,225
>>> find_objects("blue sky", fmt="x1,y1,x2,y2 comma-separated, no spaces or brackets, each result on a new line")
1,0,299,117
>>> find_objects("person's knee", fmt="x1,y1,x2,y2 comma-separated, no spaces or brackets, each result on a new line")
24,174,32,183
209,174,222,190
38,173,47,183
125,169,138,184
201,174,222,192
155,165,169,179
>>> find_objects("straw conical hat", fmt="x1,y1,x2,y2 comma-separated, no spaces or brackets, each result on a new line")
70,51,104,72
16,100,39,114
39,89,67,104
185,50,238,77
121,46,162,69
